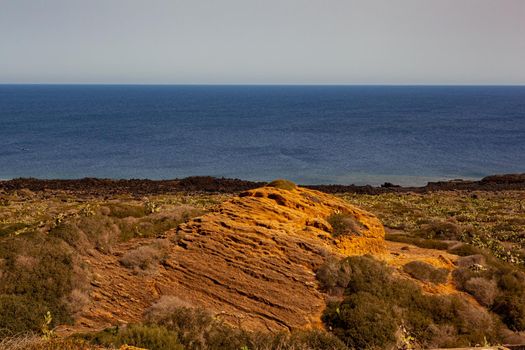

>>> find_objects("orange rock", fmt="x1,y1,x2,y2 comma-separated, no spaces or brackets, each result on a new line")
168,185,385,331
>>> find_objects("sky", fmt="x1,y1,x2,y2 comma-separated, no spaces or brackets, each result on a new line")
1,0,524,84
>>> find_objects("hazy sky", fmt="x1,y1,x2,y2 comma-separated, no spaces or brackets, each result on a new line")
1,0,524,84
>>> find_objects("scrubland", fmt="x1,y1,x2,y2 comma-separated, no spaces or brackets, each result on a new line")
0,186,524,349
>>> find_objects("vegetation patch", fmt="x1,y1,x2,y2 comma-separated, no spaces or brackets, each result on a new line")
0,235,78,336
402,261,448,284
86,303,347,350
326,213,364,237
266,179,296,191
452,253,525,331
342,191,525,265
318,255,502,349
119,240,170,272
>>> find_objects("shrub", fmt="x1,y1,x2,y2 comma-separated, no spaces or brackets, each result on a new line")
106,203,147,218
119,240,170,271
50,215,118,253
493,295,525,332
316,256,352,296
402,261,448,284
0,295,47,336
286,330,348,350
266,179,296,191
326,213,363,238
0,335,102,350
319,255,502,348
0,235,75,329
465,277,498,307
118,207,202,241
417,220,461,240
323,292,397,350
448,243,483,256
88,324,183,350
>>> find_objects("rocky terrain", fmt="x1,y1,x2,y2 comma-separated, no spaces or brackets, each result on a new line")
65,182,386,334
1,178,524,349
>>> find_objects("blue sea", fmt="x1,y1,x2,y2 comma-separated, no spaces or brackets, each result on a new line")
0,85,524,186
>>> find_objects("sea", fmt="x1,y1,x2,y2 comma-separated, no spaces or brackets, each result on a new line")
0,85,524,186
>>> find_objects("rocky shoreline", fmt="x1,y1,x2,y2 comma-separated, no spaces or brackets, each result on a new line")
0,173,524,196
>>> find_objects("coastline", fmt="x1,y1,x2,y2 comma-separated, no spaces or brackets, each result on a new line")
1,173,524,195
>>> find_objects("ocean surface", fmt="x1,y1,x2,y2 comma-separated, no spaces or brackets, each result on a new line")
1,85,524,186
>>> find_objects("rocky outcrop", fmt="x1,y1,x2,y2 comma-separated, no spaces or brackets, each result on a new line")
69,184,385,334
163,184,385,331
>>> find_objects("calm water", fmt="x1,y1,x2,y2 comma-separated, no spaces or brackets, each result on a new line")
1,85,524,186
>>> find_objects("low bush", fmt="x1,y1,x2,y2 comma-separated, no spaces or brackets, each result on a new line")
266,179,296,191
0,222,33,237
319,255,502,349
0,295,47,336
0,334,104,350
119,240,170,272
465,277,498,307
386,233,449,250
448,243,484,256
417,220,461,240
118,207,202,241
89,324,183,350
0,235,75,331
316,256,352,296
452,254,525,331
323,292,397,349
50,215,118,253
326,213,363,238
92,303,349,350
106,203,147,218
402,261,448,284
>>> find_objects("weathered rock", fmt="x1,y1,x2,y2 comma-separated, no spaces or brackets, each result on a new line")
69,184,385,333
165,185,385,331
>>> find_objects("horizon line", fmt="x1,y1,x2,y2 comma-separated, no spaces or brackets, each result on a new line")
1,82,525,87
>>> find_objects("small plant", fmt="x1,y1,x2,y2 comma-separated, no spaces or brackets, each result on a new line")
144,199,160,214
79,204,96,217
41,311,53,340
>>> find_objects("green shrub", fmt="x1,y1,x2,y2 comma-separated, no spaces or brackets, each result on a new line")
417,220,461,240
326,213,364,238
0,295,47,336
88,324,183,350
266,179,296,191
319,255,502,348
118,208,203,241
402,261,448,284
0,235,75,333
451,253,525,331
107,203,147,218
323,292,397,350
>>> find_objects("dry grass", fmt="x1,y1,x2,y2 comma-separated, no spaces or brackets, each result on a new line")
0,334,113,350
